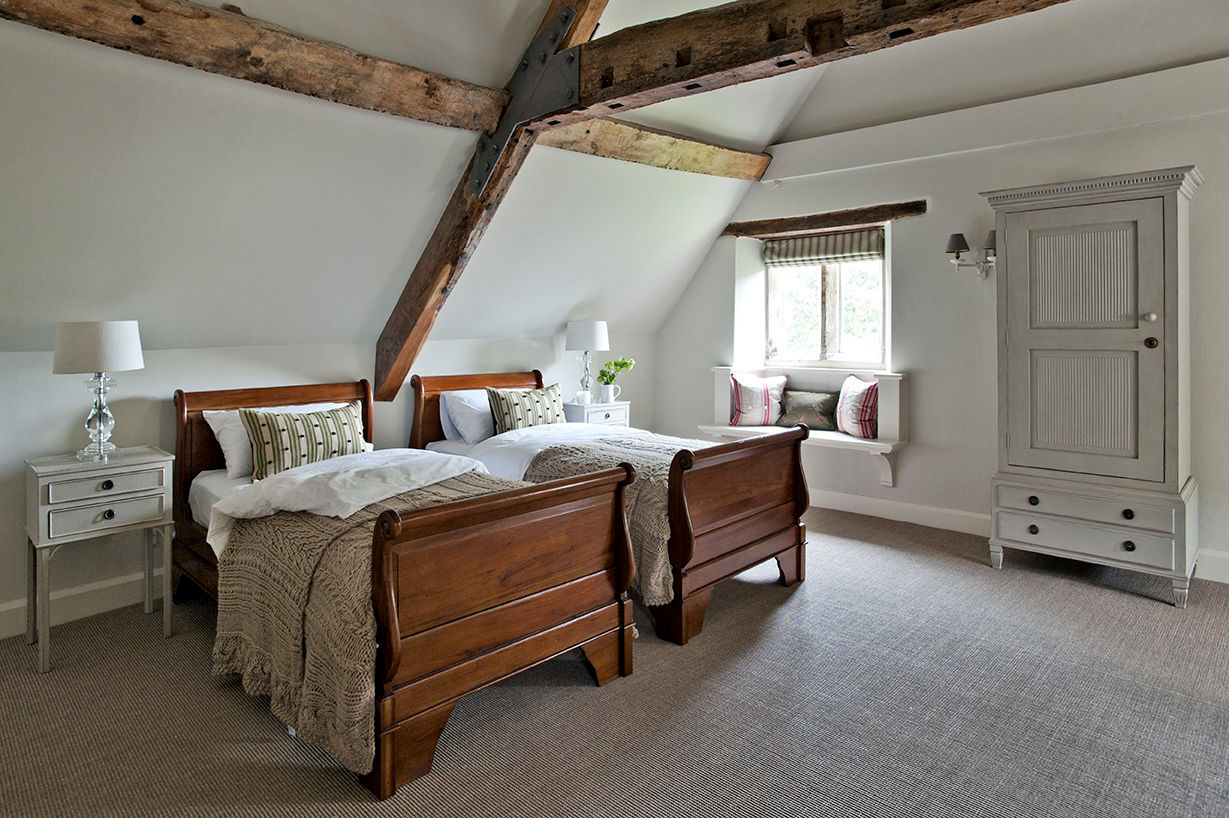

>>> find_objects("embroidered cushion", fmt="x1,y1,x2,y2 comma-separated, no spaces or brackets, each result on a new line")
239,401,366,480
729,373,787,426
836,376,879,439
486,383,567,434
776,389,838,431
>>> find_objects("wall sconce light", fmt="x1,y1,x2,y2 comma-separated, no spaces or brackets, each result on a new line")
945,231,996,279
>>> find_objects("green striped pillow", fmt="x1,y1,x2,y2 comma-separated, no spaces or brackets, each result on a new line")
486,383,566,434
239,401,366,480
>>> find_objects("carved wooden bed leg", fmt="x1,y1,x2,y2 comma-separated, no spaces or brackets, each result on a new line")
652,586,712,646
776,541,806,586
364,700,457,799
580,629,632,685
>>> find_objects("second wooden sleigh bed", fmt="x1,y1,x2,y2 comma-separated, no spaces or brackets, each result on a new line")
171,380,636,799
409,370,809,646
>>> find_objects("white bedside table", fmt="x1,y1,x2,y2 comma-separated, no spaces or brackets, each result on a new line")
25,445,175,673
563,400,630,427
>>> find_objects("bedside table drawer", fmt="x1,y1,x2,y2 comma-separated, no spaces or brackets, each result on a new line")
47,468,166,505
48,495,166,540
591,406,628,425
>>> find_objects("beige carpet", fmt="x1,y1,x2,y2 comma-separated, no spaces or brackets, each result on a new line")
2,509,1227,817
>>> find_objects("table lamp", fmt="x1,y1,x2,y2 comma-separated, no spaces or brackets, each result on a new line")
53,320,145,462
564,320,609,405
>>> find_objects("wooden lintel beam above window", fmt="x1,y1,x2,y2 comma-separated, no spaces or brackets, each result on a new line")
565,0,1072,119
535,118,772,181
722,200,928,239
0,0,508,132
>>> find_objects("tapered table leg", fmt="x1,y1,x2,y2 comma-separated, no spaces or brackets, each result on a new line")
25,538,36,646
142,529,154,615
37,549,52,673
162,525,174,637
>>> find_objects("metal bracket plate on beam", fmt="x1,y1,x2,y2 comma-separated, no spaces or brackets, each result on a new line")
470,7,580,196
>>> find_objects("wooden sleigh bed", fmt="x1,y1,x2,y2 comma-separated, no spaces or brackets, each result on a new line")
409,370,809,646
171,380,636,799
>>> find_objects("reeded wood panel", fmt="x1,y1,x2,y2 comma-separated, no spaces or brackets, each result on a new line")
395,496,616,634
1030,349,1138,457
1030,222,1137,329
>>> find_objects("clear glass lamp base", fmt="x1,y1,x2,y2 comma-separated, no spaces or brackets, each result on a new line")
78,372,117,462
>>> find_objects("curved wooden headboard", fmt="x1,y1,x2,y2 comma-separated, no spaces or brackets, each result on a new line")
172,380,374,528
409,370,543,448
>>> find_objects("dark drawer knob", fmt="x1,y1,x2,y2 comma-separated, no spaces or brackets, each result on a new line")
1122,508,1135,520
1027,524,1039,535
1027,495,1039,506
101,479,114,491
102,509,116,520
1144,337,1159,349
1122,540,1136,552
604,412,611,419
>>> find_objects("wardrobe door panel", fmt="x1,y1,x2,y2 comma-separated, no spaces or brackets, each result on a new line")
1005,199,1165,481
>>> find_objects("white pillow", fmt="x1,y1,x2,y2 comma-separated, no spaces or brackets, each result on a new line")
729,373,787,426
835,376,879,439
439,400,463,441
441,389,496,445
204,402,354,479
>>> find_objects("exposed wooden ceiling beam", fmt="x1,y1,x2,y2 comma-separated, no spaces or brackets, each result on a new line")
0,0,507,132
536,117,771,181
372,0,610,401
723,200,928,238
567,0,1072,119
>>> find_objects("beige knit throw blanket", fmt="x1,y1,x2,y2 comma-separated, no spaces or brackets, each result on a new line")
525,432,714,608
212,471,522,774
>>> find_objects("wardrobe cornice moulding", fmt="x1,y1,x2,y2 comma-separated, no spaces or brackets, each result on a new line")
981,165,1204,211
763,57,1229,182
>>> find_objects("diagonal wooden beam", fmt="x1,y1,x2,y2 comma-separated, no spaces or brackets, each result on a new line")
372,0,611,401
375,0,1071,399
536,117,771,181
0,0,507,132
568,0,1073,118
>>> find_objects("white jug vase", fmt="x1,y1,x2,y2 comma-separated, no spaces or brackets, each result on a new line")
599,384,621,403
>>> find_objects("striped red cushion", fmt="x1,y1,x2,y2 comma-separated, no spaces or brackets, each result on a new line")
730,373,787,426
836,376,878,439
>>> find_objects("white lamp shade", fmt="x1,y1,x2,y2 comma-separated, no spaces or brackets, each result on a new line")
53,321,145,374
565,320,610,352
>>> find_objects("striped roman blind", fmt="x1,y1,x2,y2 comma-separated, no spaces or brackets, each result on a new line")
762,228,885,267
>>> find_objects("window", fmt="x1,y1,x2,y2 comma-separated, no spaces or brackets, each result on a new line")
763,228,886,368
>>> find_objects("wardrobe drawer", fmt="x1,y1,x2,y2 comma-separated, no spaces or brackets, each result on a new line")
998,486,1174,533
997,511,1175,571
46,468,165,505
48,495,166,540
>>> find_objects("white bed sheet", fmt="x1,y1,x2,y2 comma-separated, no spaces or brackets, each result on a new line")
425,440,477,457
464,422,644,480
189,469,252,526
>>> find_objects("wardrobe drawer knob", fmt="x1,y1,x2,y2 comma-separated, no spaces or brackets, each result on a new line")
1027,524,1039,535
100,479,114,491
1122,540,1136,552
103,509,116,521
1027,495,1039,506
1122,509,1135,520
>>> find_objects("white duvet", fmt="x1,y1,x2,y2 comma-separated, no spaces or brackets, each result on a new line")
466,422,644,480
206,448,487,557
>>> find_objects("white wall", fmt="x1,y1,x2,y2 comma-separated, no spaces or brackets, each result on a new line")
656,61,1229,565
0,333,656,639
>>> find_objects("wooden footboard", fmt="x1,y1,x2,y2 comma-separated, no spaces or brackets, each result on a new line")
363,465,637,799
652,426,809,645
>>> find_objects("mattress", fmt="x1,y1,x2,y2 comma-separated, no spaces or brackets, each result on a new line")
424,440,477,457
189,469,252,526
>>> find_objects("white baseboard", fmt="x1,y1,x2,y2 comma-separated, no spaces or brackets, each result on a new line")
810,489,991,537
0,569,161,641
1197,549,1229,585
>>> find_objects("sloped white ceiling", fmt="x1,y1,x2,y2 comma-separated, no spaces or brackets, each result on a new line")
0,0,820,353
782,0,1229,142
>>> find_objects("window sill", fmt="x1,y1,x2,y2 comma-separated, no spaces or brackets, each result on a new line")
697,425,905,486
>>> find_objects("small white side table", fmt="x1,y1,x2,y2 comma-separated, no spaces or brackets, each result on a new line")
563,400,631,427
25,445,175,673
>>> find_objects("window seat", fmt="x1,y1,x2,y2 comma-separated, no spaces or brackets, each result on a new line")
701,367,907,486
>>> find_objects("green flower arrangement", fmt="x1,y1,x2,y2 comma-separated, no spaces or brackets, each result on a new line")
596,356,635,385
